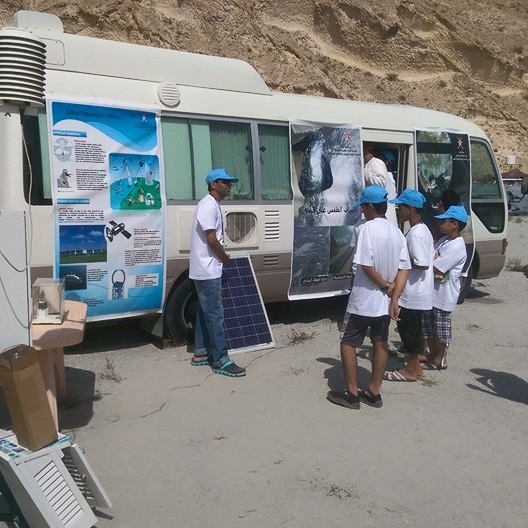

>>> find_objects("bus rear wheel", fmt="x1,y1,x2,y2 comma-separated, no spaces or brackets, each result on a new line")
163,278,197,343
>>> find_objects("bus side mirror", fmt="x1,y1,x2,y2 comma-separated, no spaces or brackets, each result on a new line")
521,176,528,195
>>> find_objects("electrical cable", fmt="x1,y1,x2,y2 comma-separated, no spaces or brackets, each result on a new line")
0,108,34,273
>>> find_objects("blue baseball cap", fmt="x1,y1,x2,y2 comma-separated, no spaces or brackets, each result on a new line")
205,168,239,184
353,185,388,207
434,205,468,223
389,189,426,208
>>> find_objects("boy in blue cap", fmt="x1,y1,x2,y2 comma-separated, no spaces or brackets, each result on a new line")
384,189,434,382
189,168,246,377
327,186,411,409
422,205,468,370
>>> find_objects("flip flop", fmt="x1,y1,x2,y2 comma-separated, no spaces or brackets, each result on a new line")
383,370,417,382
418,355,430,363
191,356,209,366
422,360,447,371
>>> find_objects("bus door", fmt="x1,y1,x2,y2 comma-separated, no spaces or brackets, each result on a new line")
414,129,475,275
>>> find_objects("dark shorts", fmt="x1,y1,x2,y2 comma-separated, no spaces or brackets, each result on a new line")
422,307,452,344
340,312,391,347
396,307,425,354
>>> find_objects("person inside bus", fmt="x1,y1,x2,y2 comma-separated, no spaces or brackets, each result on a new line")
327,186,410,410
189,168,246,377
380,150,398,197
363,144,397,224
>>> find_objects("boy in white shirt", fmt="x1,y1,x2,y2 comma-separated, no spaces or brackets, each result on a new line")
422,206,468,370
327,186,410,409
383,189,434,382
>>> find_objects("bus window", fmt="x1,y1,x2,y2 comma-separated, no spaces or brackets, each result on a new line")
471,140,505,233
209,121,253,200
162,118,193,200
258,124,292,201
163,117,253,201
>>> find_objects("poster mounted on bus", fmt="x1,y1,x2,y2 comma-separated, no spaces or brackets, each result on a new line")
288,120,363,299
414,128,474,273
47,98,166,320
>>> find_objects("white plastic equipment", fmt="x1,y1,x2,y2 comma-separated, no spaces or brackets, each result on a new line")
0,429,111,528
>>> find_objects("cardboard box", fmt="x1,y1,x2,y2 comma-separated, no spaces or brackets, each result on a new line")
0,344,58,451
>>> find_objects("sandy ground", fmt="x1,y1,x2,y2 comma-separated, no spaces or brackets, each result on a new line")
2,217,528,528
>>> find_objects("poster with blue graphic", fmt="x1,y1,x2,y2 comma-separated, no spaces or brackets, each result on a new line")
47,99,166,320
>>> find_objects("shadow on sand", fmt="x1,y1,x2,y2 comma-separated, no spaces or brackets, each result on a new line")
467,368,528,405
267,297,347,326
59,366,100,430
0,366,98,433
317,340,402,391
68,319,155,354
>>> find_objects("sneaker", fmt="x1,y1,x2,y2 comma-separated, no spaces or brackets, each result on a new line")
358,389,383,408
326,390,360,410
212,360,246,377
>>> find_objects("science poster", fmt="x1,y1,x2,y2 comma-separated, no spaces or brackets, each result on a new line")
415,128,474,273
47,98,166,320
289,120,363,299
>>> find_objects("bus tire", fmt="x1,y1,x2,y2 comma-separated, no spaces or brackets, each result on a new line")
163,278,197,343
457,268,473,305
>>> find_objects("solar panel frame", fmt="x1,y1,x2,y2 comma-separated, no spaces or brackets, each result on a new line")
222,256,275,354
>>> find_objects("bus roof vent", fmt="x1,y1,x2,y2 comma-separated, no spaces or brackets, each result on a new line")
158,82,181,108
13,10,64,33
0,27,46,107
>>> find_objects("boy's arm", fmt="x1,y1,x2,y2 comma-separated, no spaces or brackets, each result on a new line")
433,238,466,276
407,231,432,270
389,268,409,320
433,266,445,280
391,268,409,299
361,265,393,292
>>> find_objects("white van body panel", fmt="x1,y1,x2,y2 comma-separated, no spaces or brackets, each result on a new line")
0,11,507,334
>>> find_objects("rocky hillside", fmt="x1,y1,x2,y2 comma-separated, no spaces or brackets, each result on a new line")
2,0,528,170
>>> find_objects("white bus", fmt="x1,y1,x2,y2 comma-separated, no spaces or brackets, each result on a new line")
0,11,507,341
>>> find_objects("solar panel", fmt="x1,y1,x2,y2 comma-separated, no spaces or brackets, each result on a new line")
222,256,275,354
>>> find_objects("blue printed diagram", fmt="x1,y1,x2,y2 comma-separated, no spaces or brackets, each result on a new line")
109,153,161,210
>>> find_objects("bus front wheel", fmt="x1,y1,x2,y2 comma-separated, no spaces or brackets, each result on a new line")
163,278,197,343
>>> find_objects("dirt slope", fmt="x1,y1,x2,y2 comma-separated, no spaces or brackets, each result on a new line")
1,0,528,169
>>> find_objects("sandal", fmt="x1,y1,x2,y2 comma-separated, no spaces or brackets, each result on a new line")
383,370,417,382
191,356,209,366
422,360,447,371
212,360,246,377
